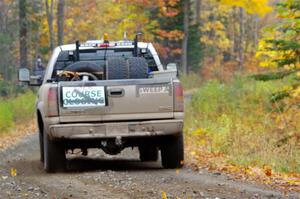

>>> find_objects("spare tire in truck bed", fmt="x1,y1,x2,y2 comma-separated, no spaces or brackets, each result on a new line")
128,57,148,79
64,61,103,73
106,57,129,80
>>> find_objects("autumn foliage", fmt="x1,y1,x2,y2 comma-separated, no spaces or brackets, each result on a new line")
0,0,299,191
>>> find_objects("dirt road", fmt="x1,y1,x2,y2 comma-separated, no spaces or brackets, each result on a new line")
0,134,299,199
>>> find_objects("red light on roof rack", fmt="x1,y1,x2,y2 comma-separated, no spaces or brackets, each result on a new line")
98,43,110,47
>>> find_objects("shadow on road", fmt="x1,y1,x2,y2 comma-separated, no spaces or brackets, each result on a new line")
66,156,163,172
8,156,163,176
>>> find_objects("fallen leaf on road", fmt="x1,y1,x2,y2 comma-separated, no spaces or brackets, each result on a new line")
263,165,272,177
180,160,184,165
10,168,17,177
161,191,167,199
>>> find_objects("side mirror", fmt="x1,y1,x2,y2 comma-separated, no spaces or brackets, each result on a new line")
18,68,43,86
29,75,43,86
166,63,177,71
166,63,178,77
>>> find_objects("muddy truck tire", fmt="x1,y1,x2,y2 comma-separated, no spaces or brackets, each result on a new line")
106,57,128,80
138,146,159,162
39,132,44,163
44,129,66,173
161,133,184,169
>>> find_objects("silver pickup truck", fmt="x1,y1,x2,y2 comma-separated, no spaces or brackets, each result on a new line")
19,39,184,173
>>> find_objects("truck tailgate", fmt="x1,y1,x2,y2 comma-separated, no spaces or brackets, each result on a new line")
58,78,174,123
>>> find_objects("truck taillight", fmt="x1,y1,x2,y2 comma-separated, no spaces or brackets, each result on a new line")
174,82,184,112
48,87,58,117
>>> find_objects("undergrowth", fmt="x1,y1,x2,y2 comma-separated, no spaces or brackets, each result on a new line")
180,73,203,90
184,76,300,173
0,90,36,134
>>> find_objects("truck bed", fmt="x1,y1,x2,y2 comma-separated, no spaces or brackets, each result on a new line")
57,77,175,123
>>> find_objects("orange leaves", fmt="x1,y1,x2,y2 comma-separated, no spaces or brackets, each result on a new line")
185,135,300,193
263,165,272,177
155,30,183,41
156,0,180,17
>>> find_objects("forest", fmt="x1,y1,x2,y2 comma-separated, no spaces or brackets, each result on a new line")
0,0,299,190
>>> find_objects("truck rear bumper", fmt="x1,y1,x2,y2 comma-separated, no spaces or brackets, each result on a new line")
49,119,183,139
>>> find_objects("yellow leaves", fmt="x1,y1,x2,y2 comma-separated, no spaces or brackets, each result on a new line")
10,168,17,177
161,191,183,199
220,0,272,16
200,7,231,53
161,191,167,199
192,128,207,135
291,85,300,98
65,18,74,27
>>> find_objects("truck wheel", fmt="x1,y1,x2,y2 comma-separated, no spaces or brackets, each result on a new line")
128,57,148,79
106,58,128,79
161,133,184,169
44,130,66,173
139,146,158,162
39,132,44,162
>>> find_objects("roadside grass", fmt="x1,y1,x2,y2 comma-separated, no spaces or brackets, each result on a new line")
184,76,300,174
180,73,203,90
0,90,36,135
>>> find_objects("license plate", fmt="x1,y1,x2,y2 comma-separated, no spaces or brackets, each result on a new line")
62,86,106,108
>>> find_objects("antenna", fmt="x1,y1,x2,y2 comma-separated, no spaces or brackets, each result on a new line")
75,40,80,61
133,32,142,57
123,32,127,40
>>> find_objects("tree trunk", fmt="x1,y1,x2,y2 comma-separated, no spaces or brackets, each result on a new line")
19,0,28,68
45,0,54,50
181,0,190,75
229,8,235,60
238,7,245,71
32,0,41,62
57,0,65,46
195,0,201,24
253,15,259,49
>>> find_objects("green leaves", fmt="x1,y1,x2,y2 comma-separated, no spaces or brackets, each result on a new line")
257,0,300,69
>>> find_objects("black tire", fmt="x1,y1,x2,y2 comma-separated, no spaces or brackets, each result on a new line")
106,58,128,80
39,131,44,162
128,57,148,79
44,130,66,173
161,133,184,169
138,146,159,162
64,61,102,73
61,62,104,80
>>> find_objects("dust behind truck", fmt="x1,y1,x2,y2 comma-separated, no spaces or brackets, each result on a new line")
19,34,184,173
